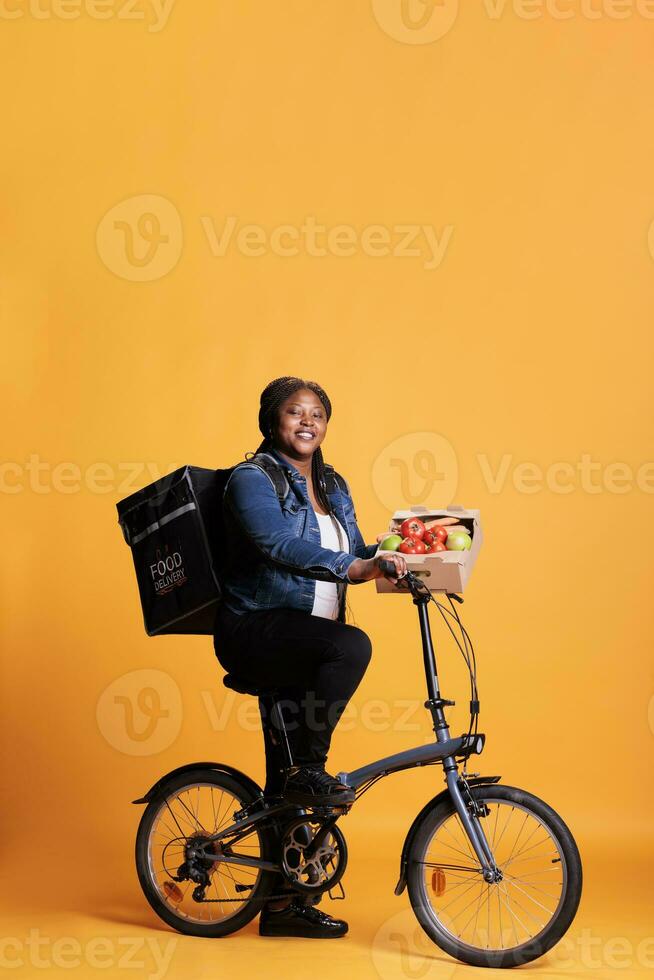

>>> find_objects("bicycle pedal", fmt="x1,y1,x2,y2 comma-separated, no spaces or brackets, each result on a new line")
309,803,350,816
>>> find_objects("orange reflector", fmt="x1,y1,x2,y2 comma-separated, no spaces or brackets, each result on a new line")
431,868,446,896
163,881,184,903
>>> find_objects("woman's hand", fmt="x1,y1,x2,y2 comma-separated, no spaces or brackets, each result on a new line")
347,552,408,585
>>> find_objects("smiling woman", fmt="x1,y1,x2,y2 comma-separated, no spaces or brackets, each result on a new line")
212,375,407,937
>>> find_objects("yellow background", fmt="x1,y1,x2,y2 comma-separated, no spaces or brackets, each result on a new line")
2,1,653,977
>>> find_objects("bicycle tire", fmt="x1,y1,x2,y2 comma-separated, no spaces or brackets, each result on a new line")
406,784,582,968
135,767,277,937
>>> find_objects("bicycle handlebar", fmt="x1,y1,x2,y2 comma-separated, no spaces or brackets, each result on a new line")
377,557,464,603
377,557,422,595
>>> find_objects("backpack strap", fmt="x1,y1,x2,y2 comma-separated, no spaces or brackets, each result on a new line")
233,455,348,504
323,463,350,497
236,452,289,503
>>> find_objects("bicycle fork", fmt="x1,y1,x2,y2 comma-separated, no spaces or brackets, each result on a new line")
443,762,501,882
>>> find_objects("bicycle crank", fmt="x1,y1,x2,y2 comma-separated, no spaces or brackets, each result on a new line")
280,816,348,894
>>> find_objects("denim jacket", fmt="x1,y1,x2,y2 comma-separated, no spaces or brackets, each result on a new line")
220,446,378,621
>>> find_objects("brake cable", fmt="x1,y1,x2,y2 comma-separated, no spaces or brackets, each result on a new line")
396,570,479,753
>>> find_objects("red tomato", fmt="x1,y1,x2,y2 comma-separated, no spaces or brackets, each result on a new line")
423,529,436,547
399,536,427,554
426,541,447,553
399,518,426,540
431,526,448,544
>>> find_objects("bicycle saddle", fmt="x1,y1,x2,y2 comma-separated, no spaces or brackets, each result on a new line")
222,673,279,698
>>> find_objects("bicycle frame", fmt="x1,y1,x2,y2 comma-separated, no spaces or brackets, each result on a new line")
190,585,499,879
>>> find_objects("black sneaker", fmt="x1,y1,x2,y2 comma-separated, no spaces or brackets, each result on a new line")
259,899,348,938
283,765,355,806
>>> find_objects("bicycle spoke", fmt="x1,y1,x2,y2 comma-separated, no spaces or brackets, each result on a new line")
213,791,232,833
177,793,208,833
419,797,568,956
497,881,528,944
147,781,264,926
503,837,557,870
504,874,560,899
493,804,515,854
456,882,492,943
502,877,556,918
501,811,529,867
427,835,480,864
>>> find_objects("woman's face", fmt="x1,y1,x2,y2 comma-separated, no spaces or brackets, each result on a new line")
272,388,328,462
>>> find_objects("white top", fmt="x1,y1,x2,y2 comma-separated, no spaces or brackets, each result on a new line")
311,512,348,620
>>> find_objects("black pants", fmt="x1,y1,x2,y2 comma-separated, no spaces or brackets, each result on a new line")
214,603,372,792
213,602,372,905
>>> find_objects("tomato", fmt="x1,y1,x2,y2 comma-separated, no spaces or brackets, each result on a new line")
426,541,447,553
399,536,427,554
431,526,448,544
423,529,436,547
399,517,426,540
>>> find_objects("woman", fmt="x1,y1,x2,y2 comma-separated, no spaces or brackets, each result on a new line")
213,376,407,939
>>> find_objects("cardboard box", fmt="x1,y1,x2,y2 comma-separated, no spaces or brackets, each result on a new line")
375,504,482,594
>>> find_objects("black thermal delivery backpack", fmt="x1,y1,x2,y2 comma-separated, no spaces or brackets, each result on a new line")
116,456,288,636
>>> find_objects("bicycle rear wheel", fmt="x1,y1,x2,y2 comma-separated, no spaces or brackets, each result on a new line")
406,784,582,968
135,768,276,937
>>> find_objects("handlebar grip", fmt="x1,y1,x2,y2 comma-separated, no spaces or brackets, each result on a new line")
378,558,399,577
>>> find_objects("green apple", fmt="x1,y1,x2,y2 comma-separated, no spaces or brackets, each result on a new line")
379,534,403,552
446,531,472,551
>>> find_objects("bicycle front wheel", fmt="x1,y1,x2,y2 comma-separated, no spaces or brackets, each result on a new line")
406,784,582,968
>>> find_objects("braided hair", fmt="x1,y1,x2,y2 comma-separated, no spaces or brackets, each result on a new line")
245,376,334,514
